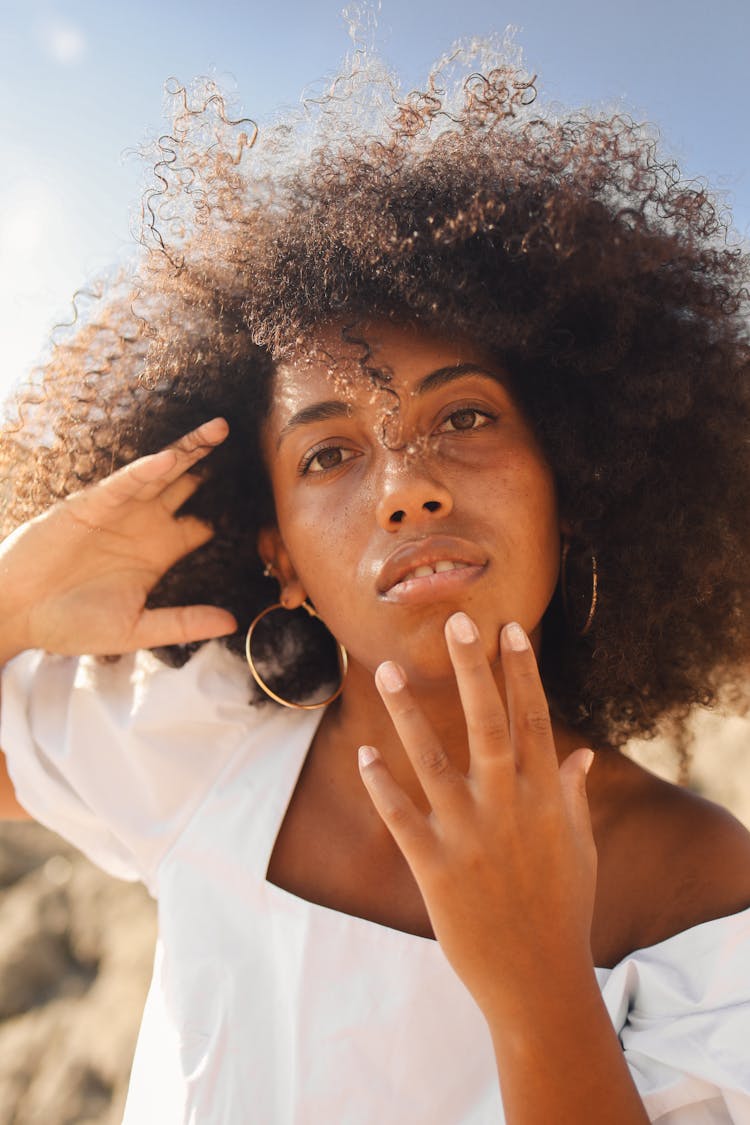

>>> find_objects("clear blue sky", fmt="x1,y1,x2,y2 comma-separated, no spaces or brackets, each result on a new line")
1,0,748,394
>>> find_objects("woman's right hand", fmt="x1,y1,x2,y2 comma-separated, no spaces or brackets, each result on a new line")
0,417,237,661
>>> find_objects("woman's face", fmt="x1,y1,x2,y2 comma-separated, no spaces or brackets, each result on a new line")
260,321,561,686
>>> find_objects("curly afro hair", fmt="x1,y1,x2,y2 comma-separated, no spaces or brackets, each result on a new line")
1,41,748,750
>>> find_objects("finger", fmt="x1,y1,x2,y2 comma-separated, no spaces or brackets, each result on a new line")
374,661,468,818
357,745,434,868
129,604,238,651
157,514,217,570
92,418,229,509
559,748,596,836
132,417,229,496
160,473,204,515
163,417,230,482
501,622,557,776
444,612,512,779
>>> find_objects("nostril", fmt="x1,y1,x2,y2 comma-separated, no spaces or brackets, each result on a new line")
386,501,443,524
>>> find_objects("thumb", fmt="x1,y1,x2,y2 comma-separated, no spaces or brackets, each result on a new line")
559,747,595,835
132,605,238,651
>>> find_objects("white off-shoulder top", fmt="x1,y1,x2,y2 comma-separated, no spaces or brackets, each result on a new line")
2,643,750,1124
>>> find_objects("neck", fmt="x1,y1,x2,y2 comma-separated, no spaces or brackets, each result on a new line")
315,656,582,818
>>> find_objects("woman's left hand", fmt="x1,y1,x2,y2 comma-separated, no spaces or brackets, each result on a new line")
358,612,598,1020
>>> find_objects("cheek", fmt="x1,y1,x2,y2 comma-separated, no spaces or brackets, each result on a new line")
275,494,362,605
486,445,558,526
274,457,375,565
494,456,561,581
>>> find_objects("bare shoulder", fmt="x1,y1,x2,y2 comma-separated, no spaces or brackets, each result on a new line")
591,749,750,957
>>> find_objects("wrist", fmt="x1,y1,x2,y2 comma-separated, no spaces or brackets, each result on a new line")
479,948,599,1048
484,968,650,1125
473,932,596,1010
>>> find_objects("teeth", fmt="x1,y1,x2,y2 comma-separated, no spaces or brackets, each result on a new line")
402,561,471,582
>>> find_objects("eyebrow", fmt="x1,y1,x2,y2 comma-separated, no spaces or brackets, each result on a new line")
275,364,507,449
415,363,507,394
276,400,353,449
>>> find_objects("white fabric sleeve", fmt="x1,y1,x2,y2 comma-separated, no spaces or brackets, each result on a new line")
598,908,750,1123
1,642,257,894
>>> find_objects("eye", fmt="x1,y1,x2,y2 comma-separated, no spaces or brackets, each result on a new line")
301,444,359,475
437,406,495,433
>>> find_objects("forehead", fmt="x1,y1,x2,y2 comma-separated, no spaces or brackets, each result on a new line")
269,321,506,418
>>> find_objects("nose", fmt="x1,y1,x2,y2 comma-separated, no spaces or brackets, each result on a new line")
375,455,454,531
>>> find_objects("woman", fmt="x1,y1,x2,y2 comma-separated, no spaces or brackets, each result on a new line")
0,47,749,1122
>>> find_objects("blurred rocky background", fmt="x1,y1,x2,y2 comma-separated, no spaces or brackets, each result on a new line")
0,825,156,1124
0,713,747,1124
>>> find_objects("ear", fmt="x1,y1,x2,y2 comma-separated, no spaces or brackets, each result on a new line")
257,526,308,609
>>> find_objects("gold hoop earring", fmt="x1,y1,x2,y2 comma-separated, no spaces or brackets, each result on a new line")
245,601,348,710
560,540,598,637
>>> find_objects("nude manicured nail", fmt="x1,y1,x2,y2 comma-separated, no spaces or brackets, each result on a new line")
358,745,379,769
377,661,405,693
504,622,529,651
448,612,477,643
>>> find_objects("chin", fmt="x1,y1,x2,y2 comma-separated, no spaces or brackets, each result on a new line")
386,620,503,686
401,652,459,686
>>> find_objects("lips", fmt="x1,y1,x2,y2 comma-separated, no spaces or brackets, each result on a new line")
376,536,487,596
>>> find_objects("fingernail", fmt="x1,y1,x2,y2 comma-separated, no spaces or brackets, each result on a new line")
504,622,529,651
376,661,405,693
583,749,595,775
358,745,379,769
447,612,477,643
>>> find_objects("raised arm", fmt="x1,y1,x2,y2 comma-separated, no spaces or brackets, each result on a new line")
0,417,238,820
